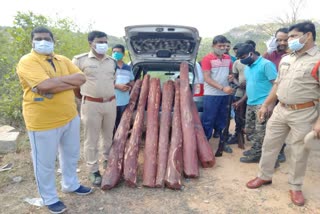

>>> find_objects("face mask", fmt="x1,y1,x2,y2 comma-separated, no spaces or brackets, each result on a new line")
95,43,108,55
112,52,124,61
288,35,306,51
240,53,254,66
33,40,54,55
213,48,225,56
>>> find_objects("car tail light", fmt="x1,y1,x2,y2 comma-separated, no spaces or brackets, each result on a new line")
193,83,204,97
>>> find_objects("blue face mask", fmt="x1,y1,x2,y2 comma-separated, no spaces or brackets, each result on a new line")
112,52,124,61
240,53,254,66
33,40,54,55
288,35,306,51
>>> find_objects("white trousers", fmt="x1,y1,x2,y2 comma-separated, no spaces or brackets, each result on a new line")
28,116,81,205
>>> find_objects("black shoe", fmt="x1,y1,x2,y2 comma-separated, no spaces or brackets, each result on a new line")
89,171,102,186
240,155,260,163
277,152,286,163
47,201,67,214
224,144,233,153
246,134,253,141
215,150,223,157
212,130,221,138
73,185,93,196
243,149,256,156
227,134,238,145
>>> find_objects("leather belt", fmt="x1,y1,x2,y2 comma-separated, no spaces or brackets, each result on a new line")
84,95,115,103
279,101,315,110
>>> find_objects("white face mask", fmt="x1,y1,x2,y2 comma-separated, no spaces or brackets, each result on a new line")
33,40,54,55
288,34,306,51
94,43,108,55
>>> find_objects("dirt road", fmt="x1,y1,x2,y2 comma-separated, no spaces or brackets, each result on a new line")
0,121,319,214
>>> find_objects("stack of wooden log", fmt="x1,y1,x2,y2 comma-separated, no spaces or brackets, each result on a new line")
101,62,215,191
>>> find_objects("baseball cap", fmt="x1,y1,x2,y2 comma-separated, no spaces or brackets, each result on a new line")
304,130,320,151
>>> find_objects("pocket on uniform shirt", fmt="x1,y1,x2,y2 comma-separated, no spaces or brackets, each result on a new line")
292,70,306,78
83,66,98,76
278,64,290,80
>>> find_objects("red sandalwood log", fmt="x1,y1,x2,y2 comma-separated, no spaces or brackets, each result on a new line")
164,80,183,190
123,75,150,187
179,62,199,178
101,80,142,190
155,80,174,187
191,100,215,168
143,78,161,187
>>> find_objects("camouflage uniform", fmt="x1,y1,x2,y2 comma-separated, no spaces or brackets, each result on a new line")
244,105,268,157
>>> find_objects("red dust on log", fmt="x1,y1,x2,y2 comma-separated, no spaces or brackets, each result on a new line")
123,75,150,187
165,80,184,190
101,79,142,190
191,100,215,168
143,78,161,187
155,80,174,187
179,62,199,178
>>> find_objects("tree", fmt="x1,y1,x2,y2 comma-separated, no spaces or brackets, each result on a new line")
0,12,88,128
258,0,307,37
275,0,306,26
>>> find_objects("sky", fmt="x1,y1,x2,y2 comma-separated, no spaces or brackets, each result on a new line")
1,0,319,38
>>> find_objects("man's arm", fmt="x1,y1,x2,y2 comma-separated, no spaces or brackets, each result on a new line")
36,73,86,94
258,82,278,121
261,80,277,107
115,83,131,92
311,61,320,138
232,92,247,110
203,71,233,94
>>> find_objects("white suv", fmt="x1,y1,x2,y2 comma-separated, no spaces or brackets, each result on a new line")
124,25,203,112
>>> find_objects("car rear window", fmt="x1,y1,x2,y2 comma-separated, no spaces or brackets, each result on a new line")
132,62,195,87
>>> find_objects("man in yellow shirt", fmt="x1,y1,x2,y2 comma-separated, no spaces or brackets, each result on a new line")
17,26,92,214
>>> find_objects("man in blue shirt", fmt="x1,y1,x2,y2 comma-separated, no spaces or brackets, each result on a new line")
112,44,134,132
236,44,278,164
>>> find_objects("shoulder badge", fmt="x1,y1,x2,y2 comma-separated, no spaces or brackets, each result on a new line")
73,53,89,59
311,61,320,82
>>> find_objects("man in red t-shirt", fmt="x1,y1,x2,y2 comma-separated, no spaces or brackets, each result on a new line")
263,27,289,70
201,35,234,157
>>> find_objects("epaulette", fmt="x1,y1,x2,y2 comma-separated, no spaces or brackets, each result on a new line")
73,53,89,59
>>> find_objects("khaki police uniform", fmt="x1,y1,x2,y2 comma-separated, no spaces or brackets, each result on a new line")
304,130,320,151
73,51,116,173
258,46,320,191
